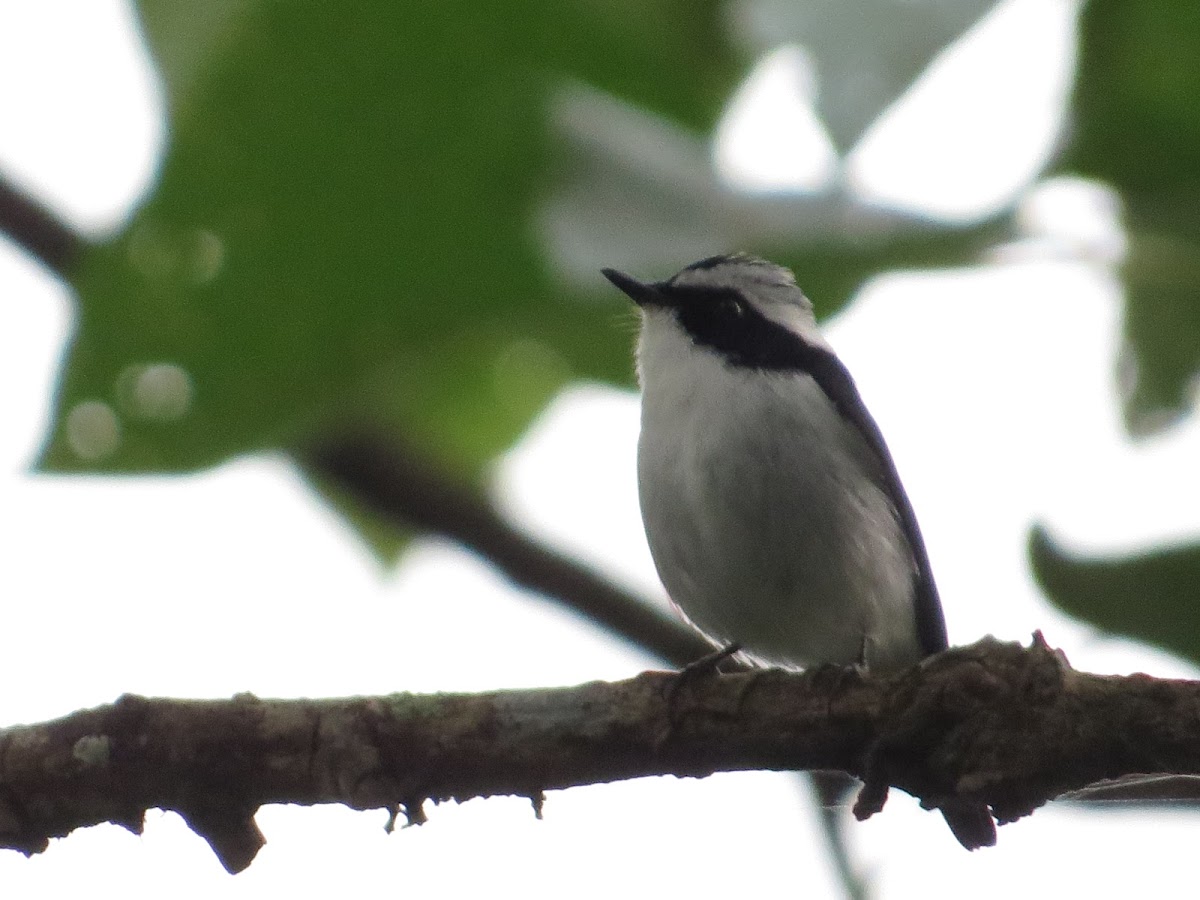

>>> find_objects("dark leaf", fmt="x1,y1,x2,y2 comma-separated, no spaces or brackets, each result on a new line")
1029,524,1200,667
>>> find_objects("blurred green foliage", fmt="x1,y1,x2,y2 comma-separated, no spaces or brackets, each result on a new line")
40,0,1006,552
1062,0,1200,434
43,1,739,483
1029,526,1200,665
30,1,1200,657
1033,2,1200,665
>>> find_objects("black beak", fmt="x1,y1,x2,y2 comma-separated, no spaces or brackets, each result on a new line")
601,268,667,307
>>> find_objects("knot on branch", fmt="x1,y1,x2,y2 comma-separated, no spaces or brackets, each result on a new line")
856,632,1071,828
180,800,265,874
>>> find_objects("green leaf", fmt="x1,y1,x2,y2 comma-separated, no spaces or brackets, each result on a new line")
40,2,742,483
1116,209,1200,434
1029,524,1200,667
1060,0,1200,432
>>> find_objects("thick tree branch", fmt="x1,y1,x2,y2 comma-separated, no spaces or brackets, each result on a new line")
3,634,1200,873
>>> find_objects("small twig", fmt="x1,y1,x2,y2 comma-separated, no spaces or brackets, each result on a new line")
810,772,872,900
0,171,82,276
0,174,710,670
301,430,715,667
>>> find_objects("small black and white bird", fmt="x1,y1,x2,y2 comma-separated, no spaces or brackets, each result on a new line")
602,253,996,849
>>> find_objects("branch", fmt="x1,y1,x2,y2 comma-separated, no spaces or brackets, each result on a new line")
0,172,82,275
4,634,1200,873
301,431,715,667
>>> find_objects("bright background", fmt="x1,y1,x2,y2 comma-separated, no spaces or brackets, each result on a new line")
2,0,1198,896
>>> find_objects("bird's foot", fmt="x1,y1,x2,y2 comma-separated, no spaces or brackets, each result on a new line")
678,643,742,678
663,643,743,728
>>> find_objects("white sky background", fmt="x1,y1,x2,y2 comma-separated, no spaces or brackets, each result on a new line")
3,0,1200,896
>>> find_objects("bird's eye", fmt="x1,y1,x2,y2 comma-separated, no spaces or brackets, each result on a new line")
719,296,746,318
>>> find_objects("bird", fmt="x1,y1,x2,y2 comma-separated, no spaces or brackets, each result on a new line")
601,253,996,850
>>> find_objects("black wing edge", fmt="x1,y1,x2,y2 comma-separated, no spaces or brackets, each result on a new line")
800,343,950,656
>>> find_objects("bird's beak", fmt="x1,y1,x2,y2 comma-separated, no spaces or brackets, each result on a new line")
601,268,667,308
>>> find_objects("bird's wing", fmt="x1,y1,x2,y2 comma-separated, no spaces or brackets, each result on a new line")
789,339,949,656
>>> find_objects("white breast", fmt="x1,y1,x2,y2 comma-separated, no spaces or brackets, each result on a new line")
636,314,922,672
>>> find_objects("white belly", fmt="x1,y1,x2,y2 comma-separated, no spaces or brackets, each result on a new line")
637,332,922,673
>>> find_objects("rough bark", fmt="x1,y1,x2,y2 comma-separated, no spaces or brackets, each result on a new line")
3,634,1199,873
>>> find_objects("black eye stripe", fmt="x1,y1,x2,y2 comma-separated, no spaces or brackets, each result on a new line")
659,285,807,371
660,285,745,310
